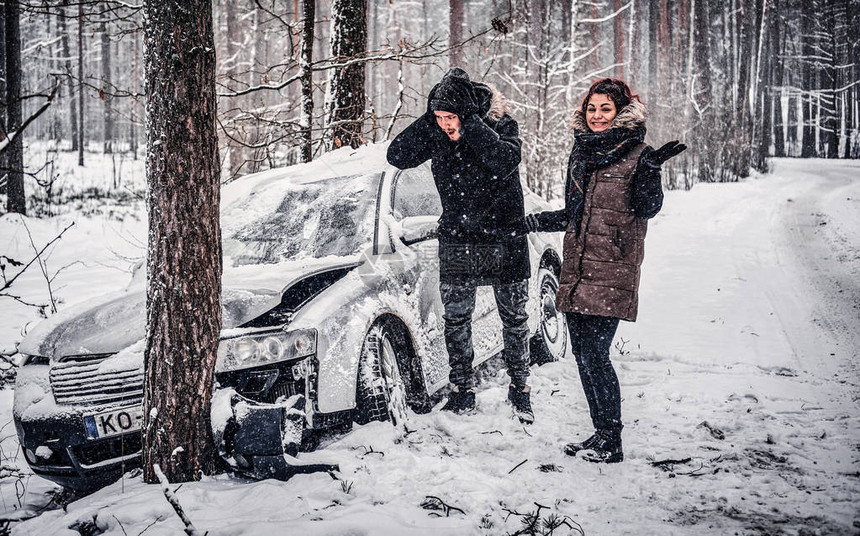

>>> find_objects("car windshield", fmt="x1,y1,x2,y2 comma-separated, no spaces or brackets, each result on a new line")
223,173,381,266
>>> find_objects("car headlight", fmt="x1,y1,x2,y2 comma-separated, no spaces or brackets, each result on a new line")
216,328,317,373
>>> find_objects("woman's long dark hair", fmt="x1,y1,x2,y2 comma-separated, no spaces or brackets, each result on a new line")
579,78,642,115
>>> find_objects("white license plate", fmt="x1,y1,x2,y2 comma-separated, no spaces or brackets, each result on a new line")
84,406,143,439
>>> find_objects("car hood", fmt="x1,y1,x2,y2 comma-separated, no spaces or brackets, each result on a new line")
18,257,361,360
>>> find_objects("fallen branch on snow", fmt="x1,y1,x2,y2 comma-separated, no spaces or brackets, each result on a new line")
352,445,384,458
421,495,465,517
153,464,203,536
508,459,528,474
502,502,585,536
650,457,692,469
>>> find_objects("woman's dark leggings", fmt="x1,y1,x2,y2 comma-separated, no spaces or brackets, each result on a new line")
565,312,622,432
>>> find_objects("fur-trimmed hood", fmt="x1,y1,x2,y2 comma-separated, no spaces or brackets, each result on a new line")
484,83,509,122
571,99,647,132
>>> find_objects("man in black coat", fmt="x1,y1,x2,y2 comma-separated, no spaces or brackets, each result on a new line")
387,68,534,423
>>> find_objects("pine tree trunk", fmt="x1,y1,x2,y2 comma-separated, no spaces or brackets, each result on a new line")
751,0,768,170
299,0,315,162
647,0,658,101
143,0,222,485
449,0,464,68
77,2,85,166
560,0,571,93
131,31,139,159
0,6,6,192
658,0,669,101
223,0,244,179
614,0,625,78
771,0,785,157
4,0,25,215
800,0,816,157
101,19,113,154
848,0,859,157
58,8,79,153
822,0,840,158
325,0,367,150
694,0,713,182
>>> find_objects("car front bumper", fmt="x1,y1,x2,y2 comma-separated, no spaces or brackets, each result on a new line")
16,389,338,491
213,390,338,480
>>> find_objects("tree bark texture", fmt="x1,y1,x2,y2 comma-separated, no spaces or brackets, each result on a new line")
614,0,625,78
143,0,222,484
77,2,85,166
101,17,113,153
326,0,367,150
299,0,315,162
4,0,25,214
800,0,816,157
448,0,464,68
58,8,79,153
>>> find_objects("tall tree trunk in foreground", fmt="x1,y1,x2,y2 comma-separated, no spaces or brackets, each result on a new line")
299,0,315,162
77,2,85,165
325,0,367,150
4,0,25,214
143,0,222,484
449,0,465,68
58,7,79,153
101,17,113,153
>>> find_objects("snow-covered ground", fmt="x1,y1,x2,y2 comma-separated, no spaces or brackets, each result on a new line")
0,157,857,535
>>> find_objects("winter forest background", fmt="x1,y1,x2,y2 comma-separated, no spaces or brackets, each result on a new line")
0,0,858,218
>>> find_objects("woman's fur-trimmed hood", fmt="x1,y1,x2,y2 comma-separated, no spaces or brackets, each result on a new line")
571,99,647,132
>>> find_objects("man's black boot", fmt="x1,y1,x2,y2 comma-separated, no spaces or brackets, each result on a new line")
563,433,600,456
507,384,534,424
441,385,476,414
581,428,623,463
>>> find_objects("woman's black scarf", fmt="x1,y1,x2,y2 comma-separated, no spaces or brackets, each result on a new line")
568,125,646,197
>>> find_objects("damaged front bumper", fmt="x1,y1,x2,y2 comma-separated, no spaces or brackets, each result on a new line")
212,389,338,481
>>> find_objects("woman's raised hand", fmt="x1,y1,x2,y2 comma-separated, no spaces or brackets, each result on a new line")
643,141,687,168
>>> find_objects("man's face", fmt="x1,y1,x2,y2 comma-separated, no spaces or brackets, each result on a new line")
434,111,461,141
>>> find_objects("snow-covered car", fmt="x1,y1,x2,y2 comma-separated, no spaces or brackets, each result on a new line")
12,144,568,491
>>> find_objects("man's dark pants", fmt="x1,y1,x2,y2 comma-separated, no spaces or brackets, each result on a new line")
440,280,530,390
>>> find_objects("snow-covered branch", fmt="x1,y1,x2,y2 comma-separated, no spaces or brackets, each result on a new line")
0,84,59,157
153,464,203,536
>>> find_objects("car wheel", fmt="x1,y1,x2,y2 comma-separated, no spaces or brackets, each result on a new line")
355,322,410,426
530,267,568,365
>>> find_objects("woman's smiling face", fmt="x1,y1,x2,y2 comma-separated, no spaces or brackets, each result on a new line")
586,93,617,132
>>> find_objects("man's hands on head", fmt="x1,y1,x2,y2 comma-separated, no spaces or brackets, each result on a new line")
445,78,479,119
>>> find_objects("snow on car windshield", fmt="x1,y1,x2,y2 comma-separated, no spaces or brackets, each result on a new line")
222,173,381,266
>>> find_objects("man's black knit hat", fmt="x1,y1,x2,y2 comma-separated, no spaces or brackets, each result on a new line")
429,70,468,113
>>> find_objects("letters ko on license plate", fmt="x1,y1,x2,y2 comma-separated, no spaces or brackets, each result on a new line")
84,406,143,439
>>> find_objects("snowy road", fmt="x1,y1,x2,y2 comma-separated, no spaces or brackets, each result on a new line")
774,160,860,375
625,158,860,377
2,158,858,535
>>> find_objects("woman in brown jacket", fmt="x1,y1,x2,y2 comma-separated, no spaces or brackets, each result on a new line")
525,78,685,463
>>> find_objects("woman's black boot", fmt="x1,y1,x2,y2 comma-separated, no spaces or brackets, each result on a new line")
581,428,623,463
563,433,600,456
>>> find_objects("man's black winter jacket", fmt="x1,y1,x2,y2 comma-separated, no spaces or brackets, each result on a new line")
387,112,530,285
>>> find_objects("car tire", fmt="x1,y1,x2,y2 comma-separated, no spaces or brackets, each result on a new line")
530,267,568,365
355,321,412,426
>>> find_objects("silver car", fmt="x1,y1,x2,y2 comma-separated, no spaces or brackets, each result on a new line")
13,145,568,490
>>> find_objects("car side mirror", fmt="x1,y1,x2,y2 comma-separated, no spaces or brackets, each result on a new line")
398,216,439,246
